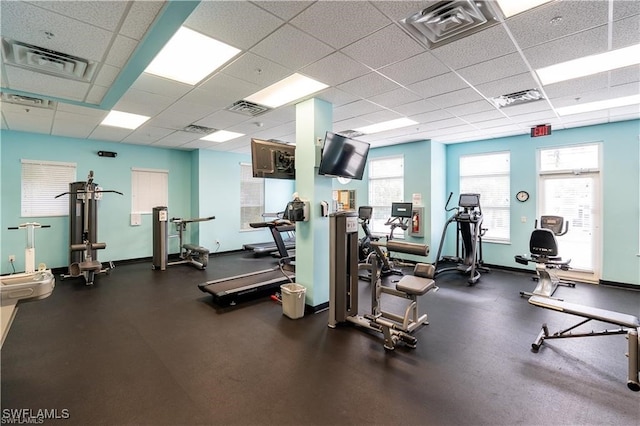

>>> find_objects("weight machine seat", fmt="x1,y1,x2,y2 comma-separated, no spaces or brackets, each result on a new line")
529,295,640,329
183,243,209,254
79,260,102,272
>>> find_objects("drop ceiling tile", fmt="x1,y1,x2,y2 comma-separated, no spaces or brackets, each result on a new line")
612,14,640,49
333,118,374,133
505,0,609,49
3,110,53,133
341,24,425,70
315,87,360,107
193,74,261,108
475,73,539,99
179,139,219,150
422,117,467,131
460,109,505,123
543,74,609,100
456,53,529,86
445,100,496,117
430,88,485,109
300,52,370,87
251,24,334,70
252,1,314,21
409,109,456,124
4,66,89,102
0,1,113,62
252,121,296,141
378,52,450,86
610,65,640,87
613,0,640,20
28,0,129,31
105,34,138,69
371,1,427,21
431,24,516,69
130,73,192,99
510,110,558,126
290,1,389,49
333,100,382,121
258,104,296,123
121,124,175,145
358,109,404,124
94,64,121,88
89,125,132,142
194,110,251,129
221,52,292,87
551,82,640,109
523,25,608,70
186,1,284,50
119,1,165,40
152,130,199,147
86,85,108,105
56,103,108,118
368,88,422,109
499,99,553,117
113,88,176,116
407,72,468,98
156,99,219,123
51,111,101,139
337,72,401,99
393,99,440,116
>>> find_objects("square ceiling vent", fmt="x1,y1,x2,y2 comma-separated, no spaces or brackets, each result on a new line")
1,38,97,82
1,92,57,109
400,0,503,49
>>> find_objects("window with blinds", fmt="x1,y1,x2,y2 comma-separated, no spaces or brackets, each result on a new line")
459,151,510,242
21,159,76,217
240,163,264,230
131,168,168,214
368,156,404,235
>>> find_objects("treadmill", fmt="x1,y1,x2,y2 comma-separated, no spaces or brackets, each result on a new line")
242,221,295,256
199,220,295,305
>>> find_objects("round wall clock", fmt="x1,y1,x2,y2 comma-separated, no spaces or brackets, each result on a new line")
516,191,529,202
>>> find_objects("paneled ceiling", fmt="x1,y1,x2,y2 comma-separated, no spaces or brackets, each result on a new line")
1,0,639,153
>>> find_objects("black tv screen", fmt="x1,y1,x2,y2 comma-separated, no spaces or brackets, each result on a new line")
318,131,370,180
251,138,295,180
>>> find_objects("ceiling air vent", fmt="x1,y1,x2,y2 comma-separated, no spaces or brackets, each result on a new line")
226,100,270,117
1,92,57,109
491,88,544,108
400,0,503,49
182,124,216,134
337,130,365,138
1,38,97,82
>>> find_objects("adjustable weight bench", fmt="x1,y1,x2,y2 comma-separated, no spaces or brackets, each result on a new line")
528,295,640,391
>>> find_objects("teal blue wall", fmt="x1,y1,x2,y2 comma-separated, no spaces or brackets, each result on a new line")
0,130,293,274
338,140,443,262
445,120,640,285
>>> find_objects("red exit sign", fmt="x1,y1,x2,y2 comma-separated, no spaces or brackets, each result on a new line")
531,124,552,137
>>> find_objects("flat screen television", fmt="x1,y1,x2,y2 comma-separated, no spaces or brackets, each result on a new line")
251,138,295,180
318,131,370,180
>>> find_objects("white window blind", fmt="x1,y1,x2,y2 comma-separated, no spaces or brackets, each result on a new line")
131,168,168,214
240,163,264,230
368,156,404,235
21,159,76,217
459,152,510,242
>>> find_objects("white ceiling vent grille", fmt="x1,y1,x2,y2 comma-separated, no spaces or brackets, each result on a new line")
1,38,97,82
226,100,270,117
400,0,503,49
337,130,365,138
491,88,544,108
182,124,216,134
1,92,57,109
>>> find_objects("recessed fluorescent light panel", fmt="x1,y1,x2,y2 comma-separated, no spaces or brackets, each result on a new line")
244,73,328,108
536,43,640,85
101,110,150,129
200,130,244,142
145,27,241,85
354,118,418,134
496,0,553,18
556,94,640,116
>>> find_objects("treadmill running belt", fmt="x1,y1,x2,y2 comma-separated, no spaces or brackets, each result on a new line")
198,268,294,304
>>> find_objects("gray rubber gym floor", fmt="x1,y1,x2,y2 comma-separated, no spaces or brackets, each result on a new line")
2,252,639,425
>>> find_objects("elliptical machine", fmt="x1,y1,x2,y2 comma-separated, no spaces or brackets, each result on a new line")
433,193,488,285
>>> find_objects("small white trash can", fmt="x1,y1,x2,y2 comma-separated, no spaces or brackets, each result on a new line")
280,283,306,319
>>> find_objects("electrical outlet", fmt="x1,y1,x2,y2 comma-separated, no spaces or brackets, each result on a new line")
8,254,16,262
